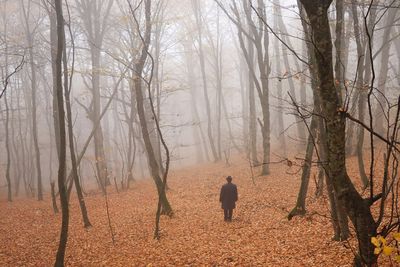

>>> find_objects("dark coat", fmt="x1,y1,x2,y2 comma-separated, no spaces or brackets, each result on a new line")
219,182,238,209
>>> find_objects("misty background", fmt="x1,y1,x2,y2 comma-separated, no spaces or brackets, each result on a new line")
0,0,398,195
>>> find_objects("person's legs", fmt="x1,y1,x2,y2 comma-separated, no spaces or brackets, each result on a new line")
224,209,228,221
228,209,233,221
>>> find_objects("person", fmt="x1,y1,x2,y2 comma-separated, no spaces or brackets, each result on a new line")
219,176,238,221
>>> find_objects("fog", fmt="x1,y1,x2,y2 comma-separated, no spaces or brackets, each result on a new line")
0,0,399,195
0,0,302,192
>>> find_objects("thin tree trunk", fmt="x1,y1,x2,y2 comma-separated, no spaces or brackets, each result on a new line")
240,61,249,154
54,0,69,264
214,12,223,159
92,48,109,192
351,0,373,188
21,0,43,200
44,85,55,196
275,1,306,145
374,7,398,135
3,21,12,201
192,0,219,162
275,1,307,144
247,34,258,165
48,0,60,159
16,82,28,197
65,72,127,197
63,31,92,228
10,89,21,197
183,36,209,162
242,0,271,175
4,90,12,202
221,92,241,153
75,0,114,192
131,0,172,216
288,116,316,220
51,181,59,213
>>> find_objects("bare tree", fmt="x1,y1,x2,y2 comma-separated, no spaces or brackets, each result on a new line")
217,0,271,174
274,0,307,146
191,0,219,162
299,0,378,264
375,5,398,134
53,0,69,265
285,0,350,241
128,0,172,215
2,89,12,202
76,0,114,192
272,2,287,157
62,5,92,228
20,0,43,200
182,34,209,163
1,9,13,202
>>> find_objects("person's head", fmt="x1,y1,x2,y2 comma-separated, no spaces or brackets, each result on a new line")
226,176,232,183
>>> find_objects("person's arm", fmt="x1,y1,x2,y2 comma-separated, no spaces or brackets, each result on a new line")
220,186,223,202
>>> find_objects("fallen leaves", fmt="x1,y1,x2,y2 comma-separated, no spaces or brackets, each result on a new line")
0,156,388,266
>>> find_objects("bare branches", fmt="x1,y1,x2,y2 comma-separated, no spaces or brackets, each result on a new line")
364,0,377,200
0,56,24,99
249,1,309,66
126,0,172,239
344,111,400,153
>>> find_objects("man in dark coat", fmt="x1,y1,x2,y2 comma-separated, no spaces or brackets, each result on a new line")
219,176,238,221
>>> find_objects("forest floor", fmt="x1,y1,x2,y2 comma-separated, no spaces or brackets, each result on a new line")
0,155,392,266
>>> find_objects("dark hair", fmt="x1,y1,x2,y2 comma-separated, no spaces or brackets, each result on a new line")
226,176,232,182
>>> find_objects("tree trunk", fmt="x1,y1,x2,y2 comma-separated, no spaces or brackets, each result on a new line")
21,0,43,200
132,0,172,216
75,0,113,192
192,0,219,162
351,0,375,189
51,181,59,214
334,0,345,105
243,0,271,175
91,48,109,192
288,116,316,220
299,1,377,265
221,91,241,153
183,38,208,163
10,89,21,197
375,7,398,135
236,48,249,156
275,0,306,145
63,34,92,228
48,0,60,159
4,90,12,202
29,39,43,201
319,111,350,241
2,26,12,201
16,84,29,197
247,35,258,165
54,0,69,265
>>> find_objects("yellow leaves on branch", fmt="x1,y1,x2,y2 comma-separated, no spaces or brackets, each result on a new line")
382,246,394,256
394,233,400,242
371,236,386,247
371,233,400,262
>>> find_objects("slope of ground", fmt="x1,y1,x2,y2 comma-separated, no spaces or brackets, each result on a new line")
0,156,382,266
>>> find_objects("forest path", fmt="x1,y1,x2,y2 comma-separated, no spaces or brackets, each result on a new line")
0,157,356,266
